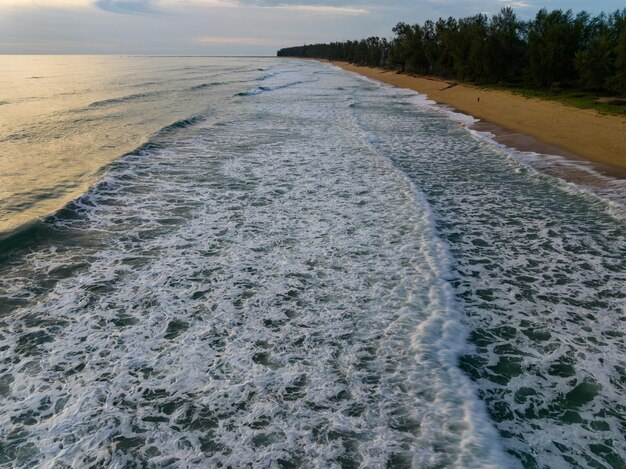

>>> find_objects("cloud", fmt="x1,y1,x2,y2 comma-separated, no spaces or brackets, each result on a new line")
0,0,91,7
94,0,159,14
176,0,369,14
265,4,368,14
195,35,282,45
93,0,367,15
238,0,364,4
12,0,610,55
498,0,530,8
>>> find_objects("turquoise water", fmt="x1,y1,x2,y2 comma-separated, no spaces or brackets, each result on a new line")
0,58,624,467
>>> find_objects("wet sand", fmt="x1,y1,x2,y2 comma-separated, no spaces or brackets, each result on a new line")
331,61,626,174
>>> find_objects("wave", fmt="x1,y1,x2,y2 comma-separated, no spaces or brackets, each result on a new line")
343,71,626,466
341,62,625,215
345,96,512,467
191,73,279,92
465,127,626,219
0,72,515,465
0,219,49,255
406,89,626,215
0,130,32,143
189,81,225,91
87,91,163,108
127,80,160,88
236,78,319,97
156,114,206,136
254,72,278,81
0,112,208,253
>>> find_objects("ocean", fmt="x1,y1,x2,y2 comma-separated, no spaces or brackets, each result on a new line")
0,56,624,468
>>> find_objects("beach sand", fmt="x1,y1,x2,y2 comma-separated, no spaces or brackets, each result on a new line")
331,62,626,174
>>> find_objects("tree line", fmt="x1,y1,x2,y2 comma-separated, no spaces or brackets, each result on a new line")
277,8,626,95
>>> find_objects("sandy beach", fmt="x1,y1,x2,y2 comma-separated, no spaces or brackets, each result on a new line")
332,61,626,174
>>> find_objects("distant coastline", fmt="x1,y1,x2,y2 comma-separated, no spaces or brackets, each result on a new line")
324,61,626,177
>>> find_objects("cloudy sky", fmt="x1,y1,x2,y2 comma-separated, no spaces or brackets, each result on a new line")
1,0,623,55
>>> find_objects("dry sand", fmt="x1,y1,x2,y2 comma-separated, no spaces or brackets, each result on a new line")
332,61,626,174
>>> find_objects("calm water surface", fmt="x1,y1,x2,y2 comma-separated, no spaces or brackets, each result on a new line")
0,56,264,234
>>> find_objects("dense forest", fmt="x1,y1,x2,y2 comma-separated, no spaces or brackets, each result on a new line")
277,8,626,95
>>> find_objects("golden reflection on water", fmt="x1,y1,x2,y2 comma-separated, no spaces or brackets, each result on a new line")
0,55,247,236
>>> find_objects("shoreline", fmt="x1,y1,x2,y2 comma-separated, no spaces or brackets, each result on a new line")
328,61,626,177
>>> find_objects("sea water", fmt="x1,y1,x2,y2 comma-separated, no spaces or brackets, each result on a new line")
0,57,624,468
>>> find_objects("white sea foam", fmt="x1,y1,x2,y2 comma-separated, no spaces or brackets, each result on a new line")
345,95,513,468
406,94,479,126
338,65,478,127
348,76,626,467
466,127,626,218
332,62,625,211
1,59,624,469
0,62,513,467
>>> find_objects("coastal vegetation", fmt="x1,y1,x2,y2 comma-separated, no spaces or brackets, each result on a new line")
278,8,626,103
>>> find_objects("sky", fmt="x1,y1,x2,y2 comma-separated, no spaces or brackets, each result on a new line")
0,0,624,55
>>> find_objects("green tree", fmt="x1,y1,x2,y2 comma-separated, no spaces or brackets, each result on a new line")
277,7,626,96
486,7,525,82
607,10,626,94
526,9,587,87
